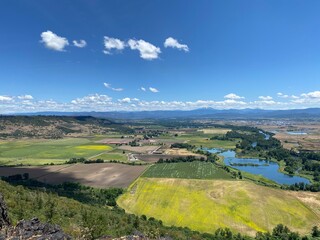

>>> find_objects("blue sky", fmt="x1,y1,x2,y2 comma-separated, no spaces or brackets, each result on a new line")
1,0,320,112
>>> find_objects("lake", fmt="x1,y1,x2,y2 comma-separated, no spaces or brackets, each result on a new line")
207,148,310,185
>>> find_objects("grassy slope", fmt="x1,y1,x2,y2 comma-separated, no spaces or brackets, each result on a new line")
0,179,230,240
142,162,232,179
118,178,320,236
0,138,113,165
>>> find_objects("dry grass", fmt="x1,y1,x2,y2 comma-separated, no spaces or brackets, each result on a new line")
118,145,160,153
257,122,320,151
198,128,231,134
118,178,320,236
164,148,201,156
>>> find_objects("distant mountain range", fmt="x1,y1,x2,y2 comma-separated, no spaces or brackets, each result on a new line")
10,108,320,119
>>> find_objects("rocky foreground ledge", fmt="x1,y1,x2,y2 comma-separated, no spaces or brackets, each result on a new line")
0,193,71,240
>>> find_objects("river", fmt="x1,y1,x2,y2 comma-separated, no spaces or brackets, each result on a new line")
207,148,310,185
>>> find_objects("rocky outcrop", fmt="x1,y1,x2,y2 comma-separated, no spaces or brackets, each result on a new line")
0,194,10,228
0,193,70,240
4,217,71,240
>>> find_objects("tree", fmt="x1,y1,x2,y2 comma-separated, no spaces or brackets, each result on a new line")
312,226,320,237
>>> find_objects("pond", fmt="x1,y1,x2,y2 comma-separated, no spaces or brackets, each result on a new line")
207,148,310,185
286,131,308,135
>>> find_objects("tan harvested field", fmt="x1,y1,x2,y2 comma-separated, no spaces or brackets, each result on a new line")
164,148,203,156
274,132,320,150
0,163,147,188
288,191,320,217
256,121,320,151
198,128,231,134
118,145,160,153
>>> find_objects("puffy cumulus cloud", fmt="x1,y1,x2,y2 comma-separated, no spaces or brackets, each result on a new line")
73,40,87,48
3,90,320,114
128,39,161,60
149,87,159,93
288,91,320,106
103,82,123,91
71,94,112,106
40,31,69,51
140,87,146,91
301,91,320,98
18,95,33,100
0,96,13,101
224,93,244,100
118,97,131,103
164,37,189,52
278,93,302,100
222,99,246,105
252,100,278,106
258,96,273,101
69,94,136,111
103,36,126,55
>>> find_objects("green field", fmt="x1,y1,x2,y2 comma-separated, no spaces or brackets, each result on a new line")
118,178,320,236
143,162,232,179
0,138,113,165
90,149,128,162
177,135,237,149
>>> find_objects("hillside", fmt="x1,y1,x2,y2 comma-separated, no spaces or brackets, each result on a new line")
0,179,255,240
0,116,128,139
118,178,320,236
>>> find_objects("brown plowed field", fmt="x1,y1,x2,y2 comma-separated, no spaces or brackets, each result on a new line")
0,163,147,188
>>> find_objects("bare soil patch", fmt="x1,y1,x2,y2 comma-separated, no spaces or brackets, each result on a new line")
198,128,231,134
164,148,202,156
118,145,160,153
96,138,134,144
0,163,147,188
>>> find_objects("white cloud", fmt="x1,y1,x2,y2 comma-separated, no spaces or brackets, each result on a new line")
258,96,273,100
73,40,87,48
149,87,159,93
103,36,126,55
119,97,131,103
40,30,69,51
2,90,320,113
301,91,320,98
140,87,146,91
224,93,244,100
222,99,246,105
277,92,289,98
18,95,33,100
128,39,161,60
253,100,277,105
103,82,123,91
164,37,189,52
71,94,112,105
0,96,13,101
